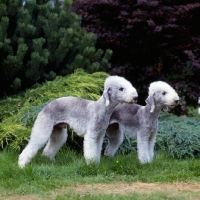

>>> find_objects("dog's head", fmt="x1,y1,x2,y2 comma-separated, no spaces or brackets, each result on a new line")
145,81,179,113
103,76,138,106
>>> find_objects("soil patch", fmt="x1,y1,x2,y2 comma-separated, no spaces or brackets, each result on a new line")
1,194,41,200
73,181,200,195
2,182,200,199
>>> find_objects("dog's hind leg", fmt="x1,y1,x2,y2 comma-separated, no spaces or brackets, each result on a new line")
18,117,54,168
104,123,124,157
42,126,68,161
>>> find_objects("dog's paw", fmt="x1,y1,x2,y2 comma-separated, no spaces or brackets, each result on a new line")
18,159,26,168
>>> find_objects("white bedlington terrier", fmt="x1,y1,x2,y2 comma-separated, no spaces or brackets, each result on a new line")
18,76,138,168
104,81,179,164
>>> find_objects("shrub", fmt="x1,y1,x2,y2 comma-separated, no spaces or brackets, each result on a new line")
156,112,200,159
110,112,200,159
0,0,112,97
188,106,200,118
0,69,108,150
72,0,200,111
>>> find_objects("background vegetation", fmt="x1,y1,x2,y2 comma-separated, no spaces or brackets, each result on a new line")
0,0,112,97
0,69,199,160
116,112,200,159
72,0,200,113
1,0,199,114
0,69,108,150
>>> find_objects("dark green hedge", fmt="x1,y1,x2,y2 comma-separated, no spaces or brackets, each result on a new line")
0,0,112,97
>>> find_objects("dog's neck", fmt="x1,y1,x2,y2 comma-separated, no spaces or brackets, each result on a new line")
97,96,118,115
145,103,163,119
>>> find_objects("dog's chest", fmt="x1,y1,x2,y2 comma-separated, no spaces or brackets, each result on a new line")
141,116,157,129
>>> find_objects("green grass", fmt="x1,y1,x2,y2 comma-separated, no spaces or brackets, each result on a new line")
1,148,200,199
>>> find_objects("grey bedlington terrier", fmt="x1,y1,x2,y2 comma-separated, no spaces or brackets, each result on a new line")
18,76,138,168
104,81,179,163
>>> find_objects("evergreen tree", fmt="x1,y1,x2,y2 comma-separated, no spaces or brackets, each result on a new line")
0,0,112,97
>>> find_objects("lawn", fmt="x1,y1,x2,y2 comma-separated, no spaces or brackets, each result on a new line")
1,148,200,200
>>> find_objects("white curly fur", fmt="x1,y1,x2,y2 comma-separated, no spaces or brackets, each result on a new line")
18,76,138,168
105,81,179,164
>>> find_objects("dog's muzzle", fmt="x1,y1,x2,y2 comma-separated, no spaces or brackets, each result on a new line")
174,100,179,105
129,96,138,104
169,99,179,108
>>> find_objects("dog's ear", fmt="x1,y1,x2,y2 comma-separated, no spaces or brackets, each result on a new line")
103,87,111,106
145,93,155,113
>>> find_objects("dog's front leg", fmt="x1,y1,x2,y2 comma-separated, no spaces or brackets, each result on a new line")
137,134,151,164
83,133,99,164
149,131,156,162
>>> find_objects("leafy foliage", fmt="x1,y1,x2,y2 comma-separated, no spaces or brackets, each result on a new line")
156,112,200,159
0,0,112,97
72,0,200,112
111,112,200,159
188,106,200,118
0,69,108,150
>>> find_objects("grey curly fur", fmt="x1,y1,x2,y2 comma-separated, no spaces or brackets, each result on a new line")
18,75,138,168
105,81,179,163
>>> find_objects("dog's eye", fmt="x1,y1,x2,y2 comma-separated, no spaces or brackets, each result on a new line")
119,87,124,91
162,92,166,95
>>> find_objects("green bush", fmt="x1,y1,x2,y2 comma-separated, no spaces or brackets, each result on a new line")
0,69,108,150
0,0,112,96
188,106,200,118
113,112,200,159
156,112,200,159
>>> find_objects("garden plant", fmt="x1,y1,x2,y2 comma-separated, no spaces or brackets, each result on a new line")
0,0,112,97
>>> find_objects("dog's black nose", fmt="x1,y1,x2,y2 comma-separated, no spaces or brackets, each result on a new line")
175,100,179,104
133,96,138,101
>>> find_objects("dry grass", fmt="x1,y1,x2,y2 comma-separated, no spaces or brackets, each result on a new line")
3,182,200,200
72,181,200,195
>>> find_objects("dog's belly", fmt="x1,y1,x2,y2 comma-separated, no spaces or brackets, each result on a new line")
68,118,87,137
69,120,86,137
